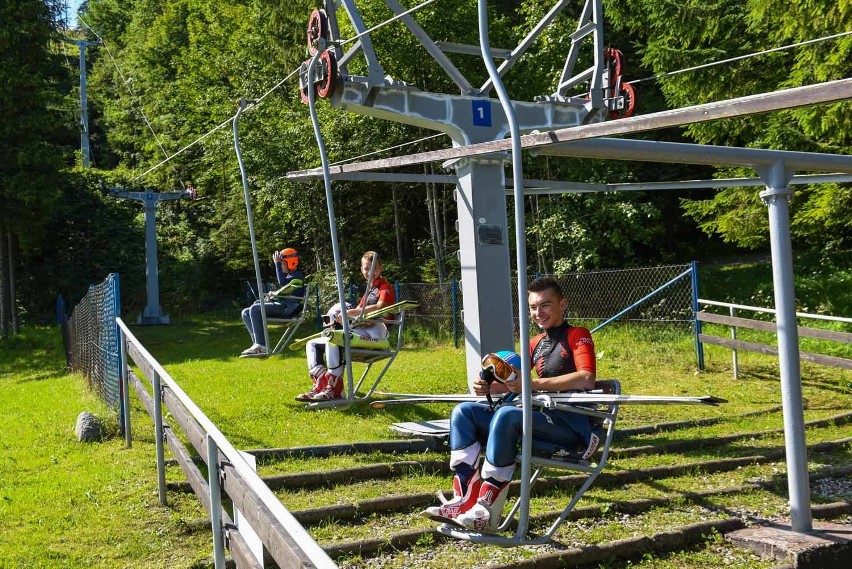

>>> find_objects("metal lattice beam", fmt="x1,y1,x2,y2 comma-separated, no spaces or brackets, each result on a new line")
286,78,852,180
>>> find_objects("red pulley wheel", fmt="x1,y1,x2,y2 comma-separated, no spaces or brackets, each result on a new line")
610,82,636,119
316,50,338,99
307,9,329,55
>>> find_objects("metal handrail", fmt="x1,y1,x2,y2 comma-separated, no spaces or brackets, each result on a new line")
698,299,852,324
116,317,336,568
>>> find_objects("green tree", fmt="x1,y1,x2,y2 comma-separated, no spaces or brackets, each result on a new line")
0,0,74,334
607,0,852,251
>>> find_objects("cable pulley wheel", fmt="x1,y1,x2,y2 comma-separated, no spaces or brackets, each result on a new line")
610,82,636,119
307,9,329,55
316,50,338,99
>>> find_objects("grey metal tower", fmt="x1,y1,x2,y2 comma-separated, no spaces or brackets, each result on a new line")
65,38,99,167
296,0,628,385
109,188,193,325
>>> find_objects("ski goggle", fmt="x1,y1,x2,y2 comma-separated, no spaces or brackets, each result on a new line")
481,353,518,384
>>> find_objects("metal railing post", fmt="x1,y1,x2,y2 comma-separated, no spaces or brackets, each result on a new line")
152,371,167,506
207,435,226,569
120,326,132,447
691,260,705,370
730,306,739,379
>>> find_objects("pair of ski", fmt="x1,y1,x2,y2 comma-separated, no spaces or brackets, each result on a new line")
289,300,419,350
370,390,727,408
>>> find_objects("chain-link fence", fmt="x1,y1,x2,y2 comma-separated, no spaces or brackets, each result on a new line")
65,273,122,413
525,263,696,330
312,263,696,344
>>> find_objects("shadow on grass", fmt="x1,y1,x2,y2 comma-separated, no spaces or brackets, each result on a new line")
1,328,68,381
129,317,317,366
14,369,69,384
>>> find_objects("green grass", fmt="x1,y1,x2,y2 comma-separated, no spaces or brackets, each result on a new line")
0,329,209,568
2,311,850,568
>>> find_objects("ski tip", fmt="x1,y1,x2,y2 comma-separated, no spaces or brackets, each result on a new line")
702,396,728,406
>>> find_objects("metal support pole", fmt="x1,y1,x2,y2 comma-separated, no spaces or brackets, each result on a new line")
451,277,458,348
207,435,226,569
74,40,97,167
141,203,164,322
691,260,704,370
307,50,355,396
233,101,270,352
152,372,167,506
108,192,184,325
120,326,131,447
730,306,739,379
479,0,532,539
315,283,322,331
759,160,812,533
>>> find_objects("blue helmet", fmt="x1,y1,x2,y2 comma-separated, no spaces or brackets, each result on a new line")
494,350,521,370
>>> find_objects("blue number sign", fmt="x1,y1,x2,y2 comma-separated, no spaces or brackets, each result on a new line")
472,100,492,127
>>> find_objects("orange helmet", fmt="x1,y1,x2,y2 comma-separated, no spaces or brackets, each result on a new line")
279,248,299,271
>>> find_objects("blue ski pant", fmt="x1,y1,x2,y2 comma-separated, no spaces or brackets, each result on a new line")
449,402,591,480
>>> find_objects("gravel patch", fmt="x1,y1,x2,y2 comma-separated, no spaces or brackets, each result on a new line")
812,476,852,500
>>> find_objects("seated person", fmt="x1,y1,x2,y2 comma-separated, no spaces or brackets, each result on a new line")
240,247,305,357
422,276,597,532
297,251,395,401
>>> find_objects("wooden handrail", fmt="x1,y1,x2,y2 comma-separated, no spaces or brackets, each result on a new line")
697,311,852,343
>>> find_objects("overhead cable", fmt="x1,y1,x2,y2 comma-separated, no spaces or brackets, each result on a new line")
100,0,442,182
132,67,301,182
80,16,180,182
329,133,445,166
341,0,440,46
630,30,852,85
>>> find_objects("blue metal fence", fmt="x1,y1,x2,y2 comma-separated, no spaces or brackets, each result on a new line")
66,273,124,423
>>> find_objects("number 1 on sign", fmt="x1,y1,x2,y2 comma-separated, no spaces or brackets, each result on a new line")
472,100,491,127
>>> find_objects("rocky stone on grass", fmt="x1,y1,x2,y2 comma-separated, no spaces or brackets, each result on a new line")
75,412,104,443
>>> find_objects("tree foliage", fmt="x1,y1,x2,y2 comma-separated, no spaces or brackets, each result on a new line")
606,0,852,250
3,0,849,324
0,0,75,332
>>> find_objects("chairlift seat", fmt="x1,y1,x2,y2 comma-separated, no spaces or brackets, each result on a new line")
511,379,620,526
438,379,620,543
265,282,315,356
306,307,413,408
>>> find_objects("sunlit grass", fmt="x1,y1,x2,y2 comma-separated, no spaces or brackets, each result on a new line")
0,328,209,568
3,312,850,568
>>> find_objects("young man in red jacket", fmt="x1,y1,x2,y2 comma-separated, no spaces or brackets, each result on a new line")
423,276,597,532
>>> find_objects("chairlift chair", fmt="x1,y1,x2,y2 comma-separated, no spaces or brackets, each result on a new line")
264,282,316,356
437,379,621,545
306,302,414,409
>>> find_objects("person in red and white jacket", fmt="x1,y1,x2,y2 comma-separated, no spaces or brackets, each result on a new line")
297,251,395,402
